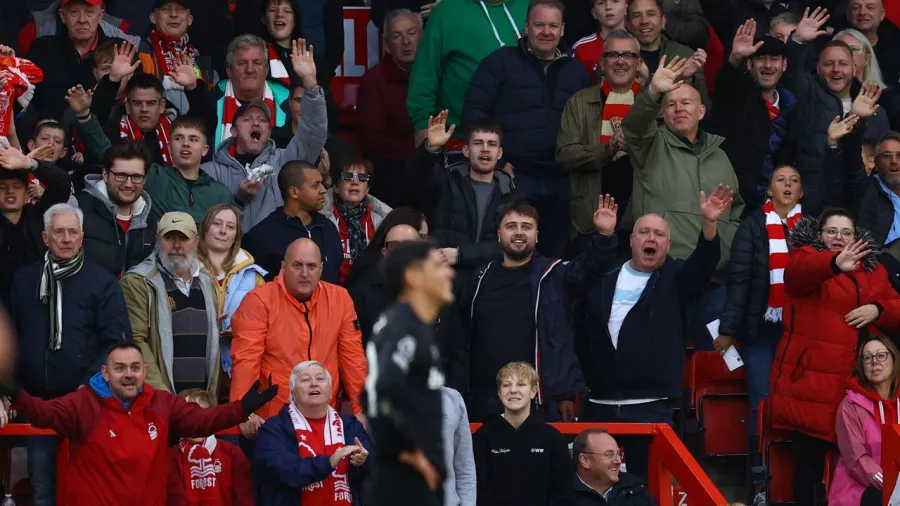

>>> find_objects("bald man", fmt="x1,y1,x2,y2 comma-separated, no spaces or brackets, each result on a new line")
578,188,728,483
230,238,367,428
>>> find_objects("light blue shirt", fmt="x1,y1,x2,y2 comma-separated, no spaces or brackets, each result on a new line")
876,175,900,245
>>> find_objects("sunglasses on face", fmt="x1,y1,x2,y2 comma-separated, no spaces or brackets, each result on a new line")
341,172,370,183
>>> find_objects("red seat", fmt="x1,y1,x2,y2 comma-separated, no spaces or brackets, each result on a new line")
766,440,796,504
690,351,746,407
691,351,749,456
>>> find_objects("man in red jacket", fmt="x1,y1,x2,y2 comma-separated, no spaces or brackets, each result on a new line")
4,342,277,506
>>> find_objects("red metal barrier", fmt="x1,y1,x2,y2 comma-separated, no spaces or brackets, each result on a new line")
0,422,726,506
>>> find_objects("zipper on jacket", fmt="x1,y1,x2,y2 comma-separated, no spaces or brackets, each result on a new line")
303,302,313,359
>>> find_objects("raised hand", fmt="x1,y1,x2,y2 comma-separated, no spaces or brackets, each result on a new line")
167,51,198,91
850,83,882,119
699,184,735,223
291,38,318,90
28,144,56,162
109,42,140,83
349,437,369,467
827,114,859,144
834,239,870,272
682,48,708,78
730,19,764,64
0,146,33,171
593,194,618,236
239,379,279,415
425,110,456,151
794,7,830,42
649,55,688,101
65,85,93,118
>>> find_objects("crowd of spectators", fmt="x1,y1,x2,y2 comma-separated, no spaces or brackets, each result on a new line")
0,0,899,504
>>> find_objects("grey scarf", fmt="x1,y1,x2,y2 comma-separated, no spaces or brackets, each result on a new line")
37,249,85,350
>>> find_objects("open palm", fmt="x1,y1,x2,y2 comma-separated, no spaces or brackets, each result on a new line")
291,39,317,87
168,51,198,90
593,194,618,235
699,185,734,222
426,110,456,150
731,20,763,60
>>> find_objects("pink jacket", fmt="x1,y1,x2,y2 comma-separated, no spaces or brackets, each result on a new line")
829,389,899,506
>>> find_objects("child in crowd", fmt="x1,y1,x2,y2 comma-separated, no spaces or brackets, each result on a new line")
168,389,255,506
473,362,574,506
572,0,628,79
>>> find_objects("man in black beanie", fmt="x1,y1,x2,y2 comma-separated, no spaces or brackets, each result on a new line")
706,19,797,210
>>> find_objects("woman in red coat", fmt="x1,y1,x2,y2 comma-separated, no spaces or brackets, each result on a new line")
770,208,900,506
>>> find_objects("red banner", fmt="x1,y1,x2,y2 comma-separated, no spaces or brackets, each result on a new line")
331,7,382,111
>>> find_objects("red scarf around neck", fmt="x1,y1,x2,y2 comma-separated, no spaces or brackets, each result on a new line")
267,44,292,87
120,114,173,164
290,403,352,505
149,29,194,74
763,199,802,322
599,80,640,144
178,437,225,505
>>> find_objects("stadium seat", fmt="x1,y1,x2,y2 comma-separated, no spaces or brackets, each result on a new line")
690,351,747,407
691,351,749,456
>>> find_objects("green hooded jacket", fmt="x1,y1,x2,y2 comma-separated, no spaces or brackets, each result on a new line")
406,0,528,136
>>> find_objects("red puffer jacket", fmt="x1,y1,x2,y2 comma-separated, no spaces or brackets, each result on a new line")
770,218,900,443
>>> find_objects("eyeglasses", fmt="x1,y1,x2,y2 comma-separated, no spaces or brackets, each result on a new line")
863,351,891,364
822,227,854,238
583,450,624,460
341,172,371,183
107,171,145,184
878,152,900,162
602,51,639,62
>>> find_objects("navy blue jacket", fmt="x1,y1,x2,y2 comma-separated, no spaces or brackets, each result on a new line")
255,403,371,506
462,38,589,177
583,232,720,400
243,207,342,284
10,259,132,399
465,233,619,404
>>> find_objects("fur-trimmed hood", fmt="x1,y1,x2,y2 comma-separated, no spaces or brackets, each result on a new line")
788,217,880,273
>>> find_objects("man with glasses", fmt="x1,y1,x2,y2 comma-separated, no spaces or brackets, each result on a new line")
856,132,900,257
79,141,157,278
573,429,656,505
558,30,642,252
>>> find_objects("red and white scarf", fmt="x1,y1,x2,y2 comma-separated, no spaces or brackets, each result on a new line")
267,44,291,87
0,56,43,146
178,437,223,505
764,199,802,322
599,80,640,157
149,29,196,91
120,114,173,164
219,80,277,147
289,403,353,505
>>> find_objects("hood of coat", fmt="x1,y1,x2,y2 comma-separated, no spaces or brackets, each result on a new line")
321,188,392,222
788,217,880,273
846,376,900,424
448,161,516,194
212,136,278,173
660,129,726,159
83,174,152,228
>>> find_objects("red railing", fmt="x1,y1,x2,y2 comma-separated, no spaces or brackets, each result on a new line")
0,422,726,506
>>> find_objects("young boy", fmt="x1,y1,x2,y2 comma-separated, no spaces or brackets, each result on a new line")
571,0,628,80
168,389,255,506
472,362,574,506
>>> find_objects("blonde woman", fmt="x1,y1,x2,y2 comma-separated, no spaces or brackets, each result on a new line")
834,29,887,89
197,204,266,382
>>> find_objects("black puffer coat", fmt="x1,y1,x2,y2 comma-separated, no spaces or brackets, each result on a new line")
719,209,774,344
403,144,516,270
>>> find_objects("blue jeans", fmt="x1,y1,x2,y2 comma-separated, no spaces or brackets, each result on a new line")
742,321,782,438
511,173,571,259
26,436,57,506
579,399,673,484
689,283,726,351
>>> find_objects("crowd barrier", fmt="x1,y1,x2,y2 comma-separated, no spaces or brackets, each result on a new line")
0,422,725,506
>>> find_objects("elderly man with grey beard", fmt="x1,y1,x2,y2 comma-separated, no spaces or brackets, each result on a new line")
121,211,224,399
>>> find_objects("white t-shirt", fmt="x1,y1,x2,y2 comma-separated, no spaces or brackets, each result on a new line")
841,97,852,115
607,262,651,350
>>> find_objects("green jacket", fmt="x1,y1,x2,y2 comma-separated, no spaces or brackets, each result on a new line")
622,88,743,276
76,114,235,225
406,0,528,136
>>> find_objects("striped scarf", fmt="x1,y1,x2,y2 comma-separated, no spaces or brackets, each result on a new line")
120,114,173,164
600,80,640,156
763,199,801,322
267,44,292,87
38,249,85,351
0,56,43,144
219,80,277,147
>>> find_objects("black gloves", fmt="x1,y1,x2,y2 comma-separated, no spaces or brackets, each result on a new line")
240,379,279,415
0,376,20,401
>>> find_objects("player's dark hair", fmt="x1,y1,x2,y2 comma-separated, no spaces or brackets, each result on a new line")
381,241,435,301
125,73,165,99
105,341,143,361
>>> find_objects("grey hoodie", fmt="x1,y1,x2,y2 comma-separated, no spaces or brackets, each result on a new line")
201,86,328,231
442,387,477,506
30,1,143,48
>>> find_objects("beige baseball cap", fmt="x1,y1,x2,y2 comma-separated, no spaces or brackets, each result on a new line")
157,212,198,238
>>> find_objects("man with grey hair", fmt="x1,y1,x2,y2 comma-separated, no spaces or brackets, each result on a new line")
255,360,372,505
557,29,642,250
9,202,131,506
357,9,422,207
213,33,299,147
847,0,900,86
854,132,900,253
121,211,222,399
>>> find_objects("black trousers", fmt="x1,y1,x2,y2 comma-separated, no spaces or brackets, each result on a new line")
365,462,442,506
792,432,834,506
861,487,882,506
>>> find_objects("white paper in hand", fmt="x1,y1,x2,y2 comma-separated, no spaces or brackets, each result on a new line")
707,319,744,371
